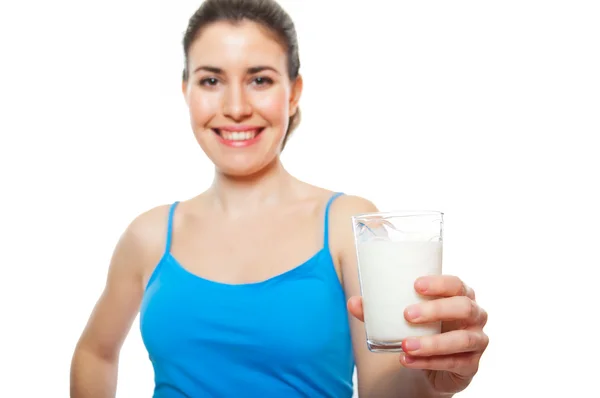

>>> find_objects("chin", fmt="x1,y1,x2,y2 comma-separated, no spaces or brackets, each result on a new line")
213,154,278,178
197,130,284,178
216,163,268,178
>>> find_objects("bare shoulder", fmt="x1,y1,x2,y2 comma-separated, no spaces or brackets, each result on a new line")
113,203,173,277
328,194,379,262
331,194,379,218
125,204,172,246
295,180,377,213
328,194,379,236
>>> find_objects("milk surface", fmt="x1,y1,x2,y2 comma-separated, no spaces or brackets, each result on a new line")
357,240,443,344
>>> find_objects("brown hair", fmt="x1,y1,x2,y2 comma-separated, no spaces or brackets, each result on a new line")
182,0,301,149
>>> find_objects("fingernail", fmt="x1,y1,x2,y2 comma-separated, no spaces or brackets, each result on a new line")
415,278,429,293
404,354,416,364
406,305,421,321
404,338,420,352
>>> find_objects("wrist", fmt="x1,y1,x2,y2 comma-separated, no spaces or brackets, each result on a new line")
404,369,454,398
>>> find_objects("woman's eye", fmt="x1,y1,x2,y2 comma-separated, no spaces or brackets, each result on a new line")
253,76,273,86
199,77,219,86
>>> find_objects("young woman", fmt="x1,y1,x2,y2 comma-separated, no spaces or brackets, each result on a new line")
70,0,489,397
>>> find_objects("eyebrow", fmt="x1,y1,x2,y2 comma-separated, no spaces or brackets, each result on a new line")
193,65,280,75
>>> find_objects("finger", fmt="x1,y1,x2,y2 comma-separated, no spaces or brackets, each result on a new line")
405,296,482,324
479,307,489,328
415,275,476,300
347,296,364,322
400,352,480,377
402,330,489,357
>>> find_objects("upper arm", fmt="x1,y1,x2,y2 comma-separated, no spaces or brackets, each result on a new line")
74,206,168,361
330,195,407,396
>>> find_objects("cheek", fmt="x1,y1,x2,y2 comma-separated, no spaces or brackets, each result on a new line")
252,88,289,123
189,92,219,126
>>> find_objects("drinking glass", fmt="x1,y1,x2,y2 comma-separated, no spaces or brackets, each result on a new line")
352,210,444,352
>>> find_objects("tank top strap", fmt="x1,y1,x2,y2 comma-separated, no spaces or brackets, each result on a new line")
165,201,180,253
323,192,344,249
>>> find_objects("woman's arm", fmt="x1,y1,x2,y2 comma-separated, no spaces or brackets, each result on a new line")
70,206,167,397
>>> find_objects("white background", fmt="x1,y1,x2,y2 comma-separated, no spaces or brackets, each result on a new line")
1,0,599,397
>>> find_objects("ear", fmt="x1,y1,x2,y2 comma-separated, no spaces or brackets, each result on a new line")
182,80,189,105
289,74,303,117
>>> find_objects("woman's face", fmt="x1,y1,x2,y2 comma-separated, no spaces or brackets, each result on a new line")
182,20,302,177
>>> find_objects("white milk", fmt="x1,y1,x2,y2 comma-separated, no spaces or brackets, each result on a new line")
357,240,443,347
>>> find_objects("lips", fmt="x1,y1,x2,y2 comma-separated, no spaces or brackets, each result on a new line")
212,127,265,147
214,128,264,141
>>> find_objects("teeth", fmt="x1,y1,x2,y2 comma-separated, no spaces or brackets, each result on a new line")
221,130,259,141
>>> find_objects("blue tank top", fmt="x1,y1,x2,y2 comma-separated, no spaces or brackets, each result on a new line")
140,192,354,397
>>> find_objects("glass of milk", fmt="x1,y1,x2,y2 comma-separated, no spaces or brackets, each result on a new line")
352,210,443,352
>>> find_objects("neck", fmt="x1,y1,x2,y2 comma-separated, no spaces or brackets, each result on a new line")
208,158,295,217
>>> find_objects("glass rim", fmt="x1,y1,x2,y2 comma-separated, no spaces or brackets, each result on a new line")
352,210,443,220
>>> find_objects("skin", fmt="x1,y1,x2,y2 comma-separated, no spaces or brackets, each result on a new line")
70,20,488,398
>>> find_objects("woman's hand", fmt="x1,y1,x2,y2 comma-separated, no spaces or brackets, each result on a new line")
348,275,489,394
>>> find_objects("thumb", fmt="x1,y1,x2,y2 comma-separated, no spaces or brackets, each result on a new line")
347,296,364,322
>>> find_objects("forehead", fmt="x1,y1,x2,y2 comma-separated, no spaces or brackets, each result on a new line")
188,20,287,70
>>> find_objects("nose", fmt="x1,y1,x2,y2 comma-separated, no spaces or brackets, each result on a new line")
222,84,252,121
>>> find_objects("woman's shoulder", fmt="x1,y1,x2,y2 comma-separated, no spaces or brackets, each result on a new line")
319,191,379,268
116,203,175,266
331,192,379,217
299,182,378,215
127,203,173,237
327,192,379,241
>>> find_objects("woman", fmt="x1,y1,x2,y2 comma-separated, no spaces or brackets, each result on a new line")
70,0,489,397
